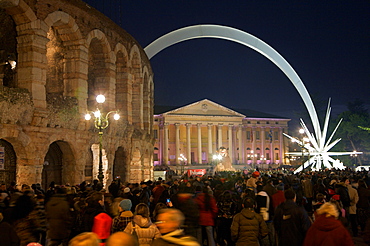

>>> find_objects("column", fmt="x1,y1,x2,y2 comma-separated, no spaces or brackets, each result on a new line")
175,123,180,164
279,127,284,165
218,124,223,149
197,123,202,164
159,125,163,164
252,127,256,154
208,124,213,161
270,127,274,164
261,127,265,161
238,124,243,164
228,124,233,163
186,123,191,164
164,123,169,165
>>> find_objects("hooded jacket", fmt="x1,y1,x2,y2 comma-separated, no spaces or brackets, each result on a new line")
112,210,133,233
273,199,311,246
303,214,354,246
124,214,160,246
151,229,200,246
231,208,268,246
45,194,72,240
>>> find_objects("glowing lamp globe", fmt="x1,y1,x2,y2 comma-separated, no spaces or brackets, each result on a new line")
96,95,106,103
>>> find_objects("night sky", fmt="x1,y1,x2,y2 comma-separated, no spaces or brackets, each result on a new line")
83,0,370,120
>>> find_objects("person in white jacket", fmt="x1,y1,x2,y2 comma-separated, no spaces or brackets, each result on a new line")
124,203,160,246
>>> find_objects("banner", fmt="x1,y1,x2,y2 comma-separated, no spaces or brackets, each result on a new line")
0,147,4,170
187,169,206,177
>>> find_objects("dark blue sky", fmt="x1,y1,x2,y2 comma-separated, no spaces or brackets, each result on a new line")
84,0,370,120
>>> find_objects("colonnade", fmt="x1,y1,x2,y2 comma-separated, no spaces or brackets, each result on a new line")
156,122,286,166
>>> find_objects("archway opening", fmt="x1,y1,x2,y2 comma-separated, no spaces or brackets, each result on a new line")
0,139,17,185
113,146,129,181
42,140,75,189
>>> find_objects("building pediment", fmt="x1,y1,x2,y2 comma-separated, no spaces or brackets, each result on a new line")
162,99,245,118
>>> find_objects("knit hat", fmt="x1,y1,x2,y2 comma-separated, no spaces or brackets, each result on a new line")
277,183,285,191
123,187,130,193
119,199,132,211
252,171,260,178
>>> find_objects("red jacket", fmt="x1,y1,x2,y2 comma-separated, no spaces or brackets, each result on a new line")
272,190,285,210
195,193,218,226
303,214,354,246
152,185,165,204
92,212,112,246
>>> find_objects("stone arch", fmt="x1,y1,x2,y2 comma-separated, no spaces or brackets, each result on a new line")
1,0,48,108
86,29,116,110
130,45,143,129
0,139,17,185
42,140,76,189
0,0,37,25
0,9,17,88
114,43,131,123
145,24,320,137
43,11,86,109
113,146,129,182
142,66,151,132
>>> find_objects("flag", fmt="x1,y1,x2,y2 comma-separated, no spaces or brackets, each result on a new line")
269,130,273,143
250,130,253,142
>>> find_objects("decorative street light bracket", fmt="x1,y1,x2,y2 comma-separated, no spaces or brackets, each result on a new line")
84,95,120,185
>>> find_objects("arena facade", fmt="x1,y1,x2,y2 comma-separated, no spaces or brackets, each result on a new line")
0,0,154,188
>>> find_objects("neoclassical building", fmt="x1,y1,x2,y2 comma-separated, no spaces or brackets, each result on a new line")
0,0,154,187
153,99,291,168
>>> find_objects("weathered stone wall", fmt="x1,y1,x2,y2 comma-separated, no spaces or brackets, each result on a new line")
0,0,154,186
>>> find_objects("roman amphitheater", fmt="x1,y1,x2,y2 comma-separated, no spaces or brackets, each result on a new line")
0,0,154,187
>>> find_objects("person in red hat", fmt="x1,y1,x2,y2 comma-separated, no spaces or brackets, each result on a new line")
246,171,260,192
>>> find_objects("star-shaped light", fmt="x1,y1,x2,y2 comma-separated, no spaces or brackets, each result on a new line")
284,99,362,173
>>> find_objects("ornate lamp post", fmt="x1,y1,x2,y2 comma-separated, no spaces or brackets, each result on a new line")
291,128,310,172
178,154,187,175
350,151,358,167
85,95,120,184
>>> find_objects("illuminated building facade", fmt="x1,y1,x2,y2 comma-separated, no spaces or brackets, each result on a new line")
153,99,291,168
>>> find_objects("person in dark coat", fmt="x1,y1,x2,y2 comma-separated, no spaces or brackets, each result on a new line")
230,197,268,246
0,212,20,246
171,185,200,242
45,186,72,246
273,189,311,246
139,181,152,206
303,202,354,246
356,179,370,232
335,177,351,215
216,191,238,246
80,192,112,245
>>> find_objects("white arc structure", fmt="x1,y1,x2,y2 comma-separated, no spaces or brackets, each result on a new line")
144,24,321,137
144,24,358,171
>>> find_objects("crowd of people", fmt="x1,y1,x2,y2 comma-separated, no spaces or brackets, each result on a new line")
1,167,370,246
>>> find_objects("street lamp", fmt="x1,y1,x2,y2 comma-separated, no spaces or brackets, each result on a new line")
350,150,358,167
291,128,310,172
178,154,187,176
85,95,120,184
212,153,222,175
247,150,258,170
260,155,266,168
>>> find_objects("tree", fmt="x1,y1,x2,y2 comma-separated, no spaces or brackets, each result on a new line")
333,99,370,166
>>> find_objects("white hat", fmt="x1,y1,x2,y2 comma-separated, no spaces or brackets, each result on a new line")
124,187,130,193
